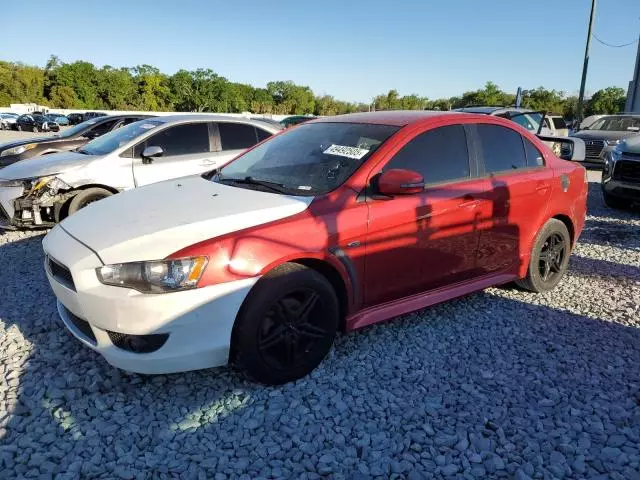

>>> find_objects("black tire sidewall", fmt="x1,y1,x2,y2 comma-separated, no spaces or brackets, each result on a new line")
67,188,112,215
234,264,339,385
527,220,571,292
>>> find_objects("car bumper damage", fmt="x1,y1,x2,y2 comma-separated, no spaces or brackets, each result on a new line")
42,225,259,374
0,177,75,228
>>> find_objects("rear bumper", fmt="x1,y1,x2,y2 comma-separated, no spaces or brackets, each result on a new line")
43,225,259,374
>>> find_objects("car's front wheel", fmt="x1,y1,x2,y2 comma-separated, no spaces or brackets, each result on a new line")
516,218,571,293
603,191,630,210
67,188,113,216
233,263,339,385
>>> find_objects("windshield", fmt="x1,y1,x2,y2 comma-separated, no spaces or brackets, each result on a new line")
218,122,399,195
78,120,163,156
509,112,544,132
589,116,640,131
56,118,100,138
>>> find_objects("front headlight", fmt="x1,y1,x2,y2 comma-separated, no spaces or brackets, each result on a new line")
96,256,208,293
606,139,620,146
0,143,37,157
0,179,25,187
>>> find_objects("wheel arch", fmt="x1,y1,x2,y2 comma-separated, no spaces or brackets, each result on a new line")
56,184,120,222
551,214,575,246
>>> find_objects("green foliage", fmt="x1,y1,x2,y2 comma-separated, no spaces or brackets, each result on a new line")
0,57,629,120
585,87,627,116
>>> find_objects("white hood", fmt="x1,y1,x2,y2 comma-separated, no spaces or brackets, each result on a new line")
0,151,95,180
59,176,313,265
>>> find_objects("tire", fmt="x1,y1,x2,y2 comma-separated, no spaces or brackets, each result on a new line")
67,188,113,216
516,219,571,293
32,126,38,133
603,191,630,210
233,263,339,385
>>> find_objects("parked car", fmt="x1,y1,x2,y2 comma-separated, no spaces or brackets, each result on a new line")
0,115,281,228
0,114,154,168
40,111,588,384
46,113,70,126
453,107,554,136
83,112,107,120
280,115,316,128
601,135,640,209
67,113,85,125
15,114,60,133
544,115,569,137
0,113,18,130
570,115,640,167
579,114,606,131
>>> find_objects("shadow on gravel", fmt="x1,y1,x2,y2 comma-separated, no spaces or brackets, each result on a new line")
569,255,640,282
1,232,640,478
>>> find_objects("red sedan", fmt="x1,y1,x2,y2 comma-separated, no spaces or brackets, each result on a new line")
43,111,588,384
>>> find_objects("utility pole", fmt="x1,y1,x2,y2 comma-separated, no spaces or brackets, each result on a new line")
577,0,597,121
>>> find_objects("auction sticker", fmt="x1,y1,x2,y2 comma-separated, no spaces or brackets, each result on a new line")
323,144,369,160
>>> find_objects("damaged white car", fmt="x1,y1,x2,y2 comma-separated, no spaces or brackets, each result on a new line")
0,115,282,228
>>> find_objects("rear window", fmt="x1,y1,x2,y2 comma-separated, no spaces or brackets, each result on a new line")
219,123,258,150
552,117,567,129
477,124,527,173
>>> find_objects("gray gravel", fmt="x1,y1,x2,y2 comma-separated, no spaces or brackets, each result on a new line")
1,176,639,479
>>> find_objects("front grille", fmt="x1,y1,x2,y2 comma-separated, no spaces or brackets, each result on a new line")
584,140,605,160
613,160,640,182
47,256,76,291
63,306,97,344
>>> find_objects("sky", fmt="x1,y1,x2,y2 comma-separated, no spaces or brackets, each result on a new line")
2,0,639,103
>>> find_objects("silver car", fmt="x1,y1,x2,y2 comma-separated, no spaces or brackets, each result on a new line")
0,115,282,228
0,113,18,130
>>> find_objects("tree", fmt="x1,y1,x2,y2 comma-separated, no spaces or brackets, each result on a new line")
455,81,513,108
521,87,566,113
585,87,626,116
267,81,315,114
49,86,78,108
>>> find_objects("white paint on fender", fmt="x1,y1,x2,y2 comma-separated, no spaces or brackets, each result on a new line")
59,176,313,265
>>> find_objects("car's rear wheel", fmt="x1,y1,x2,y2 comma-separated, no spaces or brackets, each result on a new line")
67,188,113,216
516,219,571,293
603,191,630,210
233,263,339,385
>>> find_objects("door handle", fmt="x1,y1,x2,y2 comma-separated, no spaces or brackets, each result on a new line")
458,195,479,208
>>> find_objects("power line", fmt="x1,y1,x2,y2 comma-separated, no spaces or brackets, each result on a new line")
593,33,638,48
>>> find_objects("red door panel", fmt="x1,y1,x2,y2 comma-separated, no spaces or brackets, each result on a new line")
364,178,487,307
475,169,553,275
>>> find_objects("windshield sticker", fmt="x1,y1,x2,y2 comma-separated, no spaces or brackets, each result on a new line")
297,185,312,191
323,144,369,160
140,123,158,129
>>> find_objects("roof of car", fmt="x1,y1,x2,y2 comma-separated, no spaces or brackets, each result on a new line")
313,110,466,127
153,114,284,129
453,106,504,114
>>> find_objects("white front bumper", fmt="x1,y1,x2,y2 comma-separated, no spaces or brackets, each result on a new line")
42,225,258,374
0,185,24,220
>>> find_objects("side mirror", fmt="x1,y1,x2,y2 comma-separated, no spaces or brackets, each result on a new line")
538,135,585,162
378,169,424,195
141,146,163,164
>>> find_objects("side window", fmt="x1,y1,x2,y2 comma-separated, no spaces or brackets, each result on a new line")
523,136,544,167
136,123,209,157
256,128,272,142
89,119,119,137
477,124,527,173
218,123,258,150
384,125,470,185
552,117,567,129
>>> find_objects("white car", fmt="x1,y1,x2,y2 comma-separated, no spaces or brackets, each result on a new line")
0,113,18,130
0,115,281,228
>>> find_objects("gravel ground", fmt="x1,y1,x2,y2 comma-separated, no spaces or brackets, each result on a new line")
1,175,639,479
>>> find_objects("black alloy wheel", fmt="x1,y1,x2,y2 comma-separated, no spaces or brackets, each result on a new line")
258,288,328,371
233,263,339,385
538,233,566,283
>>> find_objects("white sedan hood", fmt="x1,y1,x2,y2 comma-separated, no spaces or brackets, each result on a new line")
59,176,313,265
0,151,93,180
